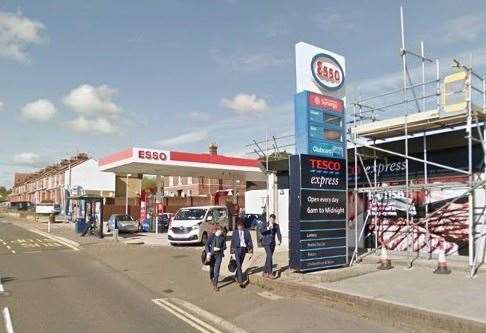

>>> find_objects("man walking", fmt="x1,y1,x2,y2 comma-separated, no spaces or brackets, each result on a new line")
261,214,282,279
207,224,226,291
231,220,253,288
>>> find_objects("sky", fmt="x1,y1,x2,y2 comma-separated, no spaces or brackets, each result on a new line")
1,0,486,187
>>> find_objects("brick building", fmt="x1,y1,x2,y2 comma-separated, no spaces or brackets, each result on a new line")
9,153,89,206
9,153,115,214
163,143,246,198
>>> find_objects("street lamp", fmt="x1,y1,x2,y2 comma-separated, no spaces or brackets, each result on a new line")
125,173,132,215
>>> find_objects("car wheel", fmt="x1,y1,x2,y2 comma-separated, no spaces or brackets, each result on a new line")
201,232,208,246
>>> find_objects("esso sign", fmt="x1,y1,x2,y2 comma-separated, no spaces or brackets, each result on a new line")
137,150,168,161
311,53,344,91
309,158,341,171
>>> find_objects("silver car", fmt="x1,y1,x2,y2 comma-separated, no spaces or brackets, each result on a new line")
107,214,138,233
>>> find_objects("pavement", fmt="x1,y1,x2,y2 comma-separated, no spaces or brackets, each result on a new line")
3,214,486,332
0,215,403,333
0,221,196,333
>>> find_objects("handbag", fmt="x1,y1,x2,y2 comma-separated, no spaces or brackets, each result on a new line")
228,256,237,273
201,249,210,265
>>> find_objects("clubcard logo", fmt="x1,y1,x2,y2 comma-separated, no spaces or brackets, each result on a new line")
311,53,344,91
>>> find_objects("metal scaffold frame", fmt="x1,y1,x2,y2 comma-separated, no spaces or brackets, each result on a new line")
349,6,486,278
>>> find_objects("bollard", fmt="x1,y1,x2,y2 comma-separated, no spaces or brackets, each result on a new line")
377,247,393,270
433,249,451,275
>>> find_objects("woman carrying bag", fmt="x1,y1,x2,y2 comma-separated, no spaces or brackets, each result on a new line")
207,224,226,291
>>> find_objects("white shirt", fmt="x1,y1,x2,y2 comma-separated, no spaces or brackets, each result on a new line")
239,230,246,248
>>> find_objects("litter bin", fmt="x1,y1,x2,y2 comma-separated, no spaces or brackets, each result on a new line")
142,218,152,232
75,218,87,233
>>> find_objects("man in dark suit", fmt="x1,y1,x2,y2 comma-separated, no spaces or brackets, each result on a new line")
260,214,282,279
231,220,253,287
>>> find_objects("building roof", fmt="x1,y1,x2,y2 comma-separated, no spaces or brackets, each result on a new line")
11,153,89,188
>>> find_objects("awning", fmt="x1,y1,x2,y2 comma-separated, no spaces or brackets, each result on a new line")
99,147,266,182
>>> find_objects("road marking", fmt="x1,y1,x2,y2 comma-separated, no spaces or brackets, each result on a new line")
28,229,79,251
2,307,14,333
5,246,15,254
257,291,284,301
167,298,249,333
0,275,4,293
153,299,217,333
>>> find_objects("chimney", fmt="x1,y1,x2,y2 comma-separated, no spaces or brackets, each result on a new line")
209,142,218,156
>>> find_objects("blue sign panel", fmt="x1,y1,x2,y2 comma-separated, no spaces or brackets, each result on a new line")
289,154,348,272
295,91,346,159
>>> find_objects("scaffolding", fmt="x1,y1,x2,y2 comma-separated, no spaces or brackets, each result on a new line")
349,6,486,277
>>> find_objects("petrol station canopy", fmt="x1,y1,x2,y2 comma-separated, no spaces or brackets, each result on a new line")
98,147,266,182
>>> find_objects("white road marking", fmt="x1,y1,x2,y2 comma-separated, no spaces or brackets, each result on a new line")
0,275,4,293
168,298,249,333
5,246,15,254
153,299,216,333
2,307,14,333
257,291,284,301
28,229,79,251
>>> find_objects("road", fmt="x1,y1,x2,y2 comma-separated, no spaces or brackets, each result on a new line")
0,218,404,333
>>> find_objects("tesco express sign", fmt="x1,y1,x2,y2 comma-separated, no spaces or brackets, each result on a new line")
136,149,168,161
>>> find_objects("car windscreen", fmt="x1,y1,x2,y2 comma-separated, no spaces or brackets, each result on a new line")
174,209,206,221
118,215,133,221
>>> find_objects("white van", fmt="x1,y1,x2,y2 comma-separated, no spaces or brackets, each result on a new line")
168,206,230,245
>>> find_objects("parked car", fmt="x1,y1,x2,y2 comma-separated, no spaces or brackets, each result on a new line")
168,206,230,245
107,214,138,233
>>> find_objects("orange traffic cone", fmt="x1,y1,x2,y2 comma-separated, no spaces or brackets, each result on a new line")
377,247,392,270
433,247,451,275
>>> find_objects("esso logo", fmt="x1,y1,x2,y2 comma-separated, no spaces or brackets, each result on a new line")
311,53,344,91
138,150,167,161
309,158,341,171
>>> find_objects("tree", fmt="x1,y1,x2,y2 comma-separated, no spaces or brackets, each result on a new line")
0,186,11,202
142,176,157,191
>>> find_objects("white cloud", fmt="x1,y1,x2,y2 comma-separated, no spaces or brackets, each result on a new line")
0,10,46,63
189,111,211,122
211,49,289,71
13,152,40,165
440,12,486,44
157,130,208,147
0,101,3,111
20,99,57,122
221,93,269,115
63,84,121,115
66,116,117,135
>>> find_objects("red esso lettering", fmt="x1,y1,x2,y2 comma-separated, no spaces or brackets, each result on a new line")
138,150,167,161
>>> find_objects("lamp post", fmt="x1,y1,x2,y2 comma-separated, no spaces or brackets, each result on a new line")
125,174,132,215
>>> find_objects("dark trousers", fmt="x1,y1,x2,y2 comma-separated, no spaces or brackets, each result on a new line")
235,247,247,284
211,254,223,284
264,243,275,274
209,256,216,281
81,222,93,236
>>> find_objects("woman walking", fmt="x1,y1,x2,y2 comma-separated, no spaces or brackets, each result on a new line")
260,214,282,279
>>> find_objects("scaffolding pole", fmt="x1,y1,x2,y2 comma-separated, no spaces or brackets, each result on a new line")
348,6,486,279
